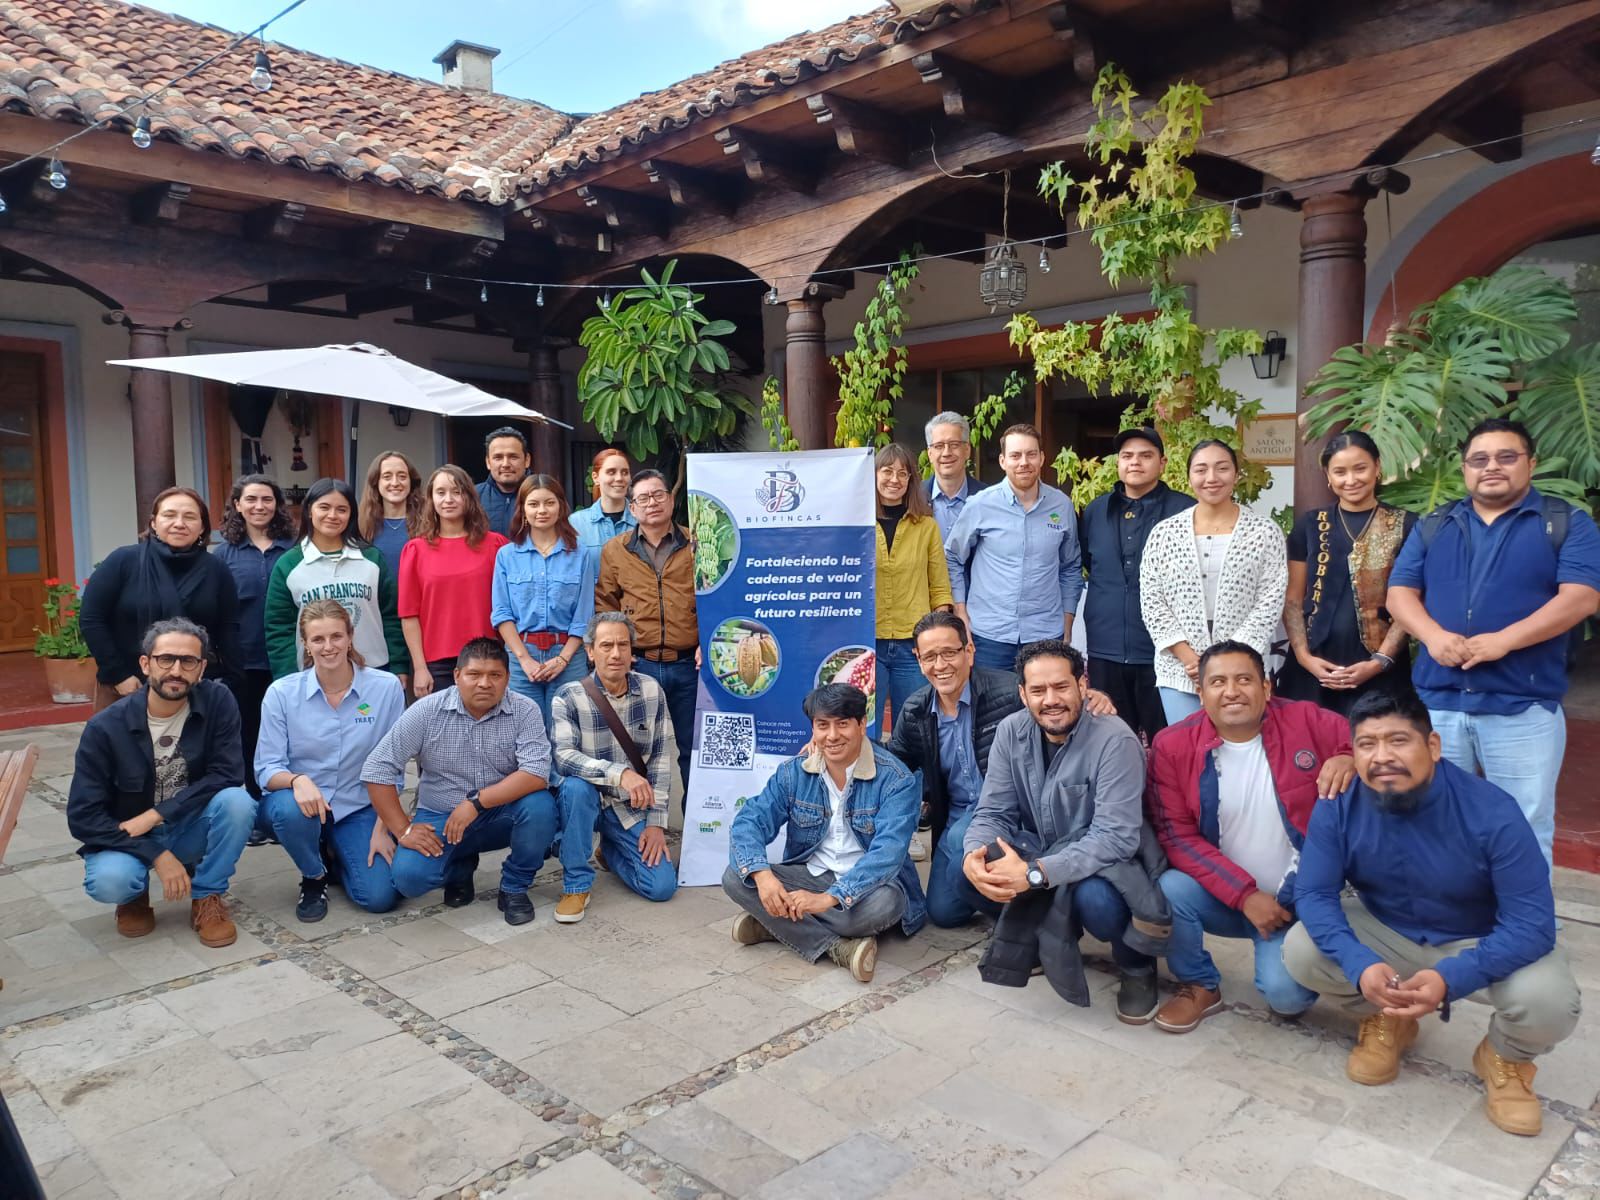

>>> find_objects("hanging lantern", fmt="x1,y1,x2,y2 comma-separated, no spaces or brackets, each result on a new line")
979,243,1028,313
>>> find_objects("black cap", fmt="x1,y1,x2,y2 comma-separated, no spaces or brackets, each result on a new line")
1112,426,1164,456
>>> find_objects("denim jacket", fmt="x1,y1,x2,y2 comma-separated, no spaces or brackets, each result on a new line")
728,740,924,930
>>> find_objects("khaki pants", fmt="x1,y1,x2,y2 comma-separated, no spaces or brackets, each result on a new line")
1283,895,1581,1061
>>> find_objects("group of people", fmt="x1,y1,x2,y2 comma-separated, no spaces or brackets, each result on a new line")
62,408,1597,1139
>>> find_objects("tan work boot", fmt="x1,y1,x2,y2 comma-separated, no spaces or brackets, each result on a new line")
115,891,155,938
1346,1012,1419,1085
730,912,776,945
190,895,237,948
1473,1037,1543,1136
1154,982,1224,1034
554,892,590,924
827,935,878,983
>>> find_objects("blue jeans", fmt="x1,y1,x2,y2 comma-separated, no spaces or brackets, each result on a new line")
83,787,254,903
722,863,906,962
635,656,696,796
1158,687,1203,726
1159,868,1318,1015
1430,704,1563,869
389,790,558,898
554,777,677,901
507,643,588,747
972,634,1020,673
875,638,925,733
262,791,399,913
925,803,999,928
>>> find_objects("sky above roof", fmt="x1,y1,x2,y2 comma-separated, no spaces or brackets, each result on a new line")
152,0,876,115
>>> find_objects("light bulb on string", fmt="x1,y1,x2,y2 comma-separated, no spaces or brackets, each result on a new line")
601,290,611,310
45,158,67,190
765,284,779,305
131,116,153,150
423,274,432,292
0,192,8,216
480,283,488,303
1591,132,1600,166
1228,201,1243,240
250,48,273,92
1038,247,1051,274
535,285,545,308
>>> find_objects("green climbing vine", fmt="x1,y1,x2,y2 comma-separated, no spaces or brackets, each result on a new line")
833,254,919,449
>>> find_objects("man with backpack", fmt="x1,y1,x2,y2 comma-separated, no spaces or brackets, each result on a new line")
1386,418,1600,867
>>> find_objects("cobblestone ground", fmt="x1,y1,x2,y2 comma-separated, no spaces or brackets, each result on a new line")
1,722,1598,1199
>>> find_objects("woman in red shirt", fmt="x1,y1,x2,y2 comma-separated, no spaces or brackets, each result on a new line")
399,464,508,698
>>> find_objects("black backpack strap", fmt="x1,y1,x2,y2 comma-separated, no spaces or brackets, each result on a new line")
1541,493,1571,555
1417,500,1457,550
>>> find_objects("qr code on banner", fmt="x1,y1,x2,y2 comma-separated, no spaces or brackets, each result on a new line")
698,712,755,770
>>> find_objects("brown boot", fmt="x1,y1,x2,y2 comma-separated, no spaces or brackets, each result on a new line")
1154,982,1224,1034
1473,1037,1543,1136
115,891,155,938
1346,1012,1419,1085
190,895,237,948
827,936,878,983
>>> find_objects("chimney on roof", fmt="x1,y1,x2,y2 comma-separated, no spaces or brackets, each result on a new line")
433,40,500,93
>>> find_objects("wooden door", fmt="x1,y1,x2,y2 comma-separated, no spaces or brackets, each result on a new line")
0,352,52,650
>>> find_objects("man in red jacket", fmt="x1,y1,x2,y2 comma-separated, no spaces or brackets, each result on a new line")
1145,641,1354,1033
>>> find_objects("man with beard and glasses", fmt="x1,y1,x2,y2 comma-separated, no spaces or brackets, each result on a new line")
961,640,1167,1023
67,617,254,948
1284,689,1580,1137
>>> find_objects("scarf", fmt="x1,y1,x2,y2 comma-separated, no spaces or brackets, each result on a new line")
134,534,207,637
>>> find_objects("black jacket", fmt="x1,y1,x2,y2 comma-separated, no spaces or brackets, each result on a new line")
885,666,1021,840
67,680,244,865
1080,481,1194,664
79,541,242,686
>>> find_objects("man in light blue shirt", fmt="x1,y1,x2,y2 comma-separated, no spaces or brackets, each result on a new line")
924,411,985,540
945,422,1083,672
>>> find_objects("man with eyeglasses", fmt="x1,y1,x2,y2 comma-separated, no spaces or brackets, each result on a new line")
945,422,1083,672
595,468,698,797
67,617,254,948
924,411,984,540
1387,417,1600,866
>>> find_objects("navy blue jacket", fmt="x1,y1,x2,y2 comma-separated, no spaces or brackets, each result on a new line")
1294,758,1554,1000
1388,487,1600,712
1079,481,1194,663
477,477,523,539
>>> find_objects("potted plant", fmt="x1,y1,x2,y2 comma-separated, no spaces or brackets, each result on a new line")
34,577,95,703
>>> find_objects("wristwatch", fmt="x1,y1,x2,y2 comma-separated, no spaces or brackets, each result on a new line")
1026,861,1048,890
466,789,486,816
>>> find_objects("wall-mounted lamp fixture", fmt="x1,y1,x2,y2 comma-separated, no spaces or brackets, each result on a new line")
389,405,412,428
1249,330,1287,380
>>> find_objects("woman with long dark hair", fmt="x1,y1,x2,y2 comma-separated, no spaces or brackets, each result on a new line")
873,442,952,730
1277,431,1416,714
213,474,296,800
264,477,408,684
358,449,423,576
492,474,595,732
400,464,508,697
80,486,241,710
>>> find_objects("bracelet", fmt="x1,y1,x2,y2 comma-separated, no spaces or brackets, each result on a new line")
1370,652,1396,670
289,773,304,788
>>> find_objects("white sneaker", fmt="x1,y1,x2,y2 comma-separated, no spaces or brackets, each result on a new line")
908,830,929,862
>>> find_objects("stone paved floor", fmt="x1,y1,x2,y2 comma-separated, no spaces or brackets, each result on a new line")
1,721,1598,1199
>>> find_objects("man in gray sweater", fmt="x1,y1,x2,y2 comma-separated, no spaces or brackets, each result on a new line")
961,639,1160,1023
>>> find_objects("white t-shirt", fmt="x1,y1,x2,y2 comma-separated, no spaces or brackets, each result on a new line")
807,766,863,877
1214,734,1295,895
1197,532,1232,630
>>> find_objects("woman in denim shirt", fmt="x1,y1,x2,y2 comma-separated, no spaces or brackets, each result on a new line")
571,447,637,565
492,474,596,733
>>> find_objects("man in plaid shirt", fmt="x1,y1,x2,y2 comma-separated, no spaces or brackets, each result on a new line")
548,611,679,921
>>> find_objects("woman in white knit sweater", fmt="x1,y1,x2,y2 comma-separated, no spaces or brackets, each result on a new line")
1139,440,1287,724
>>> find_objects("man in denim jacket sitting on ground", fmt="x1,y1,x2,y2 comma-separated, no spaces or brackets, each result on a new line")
722,682,921,983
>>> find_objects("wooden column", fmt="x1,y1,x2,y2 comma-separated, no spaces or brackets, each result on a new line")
528,340,567,483
784,282,847,450
123,319,184,522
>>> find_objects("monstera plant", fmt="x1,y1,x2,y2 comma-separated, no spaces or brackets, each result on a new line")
1303,265,1599,511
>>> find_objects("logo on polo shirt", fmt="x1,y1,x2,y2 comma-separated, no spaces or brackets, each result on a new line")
1294,749,1316,771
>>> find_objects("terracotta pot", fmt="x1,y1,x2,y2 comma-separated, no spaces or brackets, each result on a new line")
41,656,96,704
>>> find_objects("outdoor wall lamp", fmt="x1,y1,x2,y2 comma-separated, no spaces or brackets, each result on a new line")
979,242,1028,314
1250,330,1287,380
389,405,412,428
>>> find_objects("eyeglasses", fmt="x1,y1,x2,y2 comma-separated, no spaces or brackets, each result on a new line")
916,648,967,666
927,441,967,455
630,491,670,506
1463,450,1528,470
149,654,203,670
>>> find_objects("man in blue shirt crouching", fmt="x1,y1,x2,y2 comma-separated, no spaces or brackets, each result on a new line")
1283,689,1580,1137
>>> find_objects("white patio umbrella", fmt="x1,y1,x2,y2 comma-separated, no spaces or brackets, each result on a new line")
108,340,570,477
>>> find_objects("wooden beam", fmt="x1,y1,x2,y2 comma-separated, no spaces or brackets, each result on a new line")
244,201,305,242
640,159,738,215
361,221,410,257
516,207,615,252
913,52,1013,130
805,94,908,166
575,184,669,236
432,236,500,272
266,280,347,306
1229,0,1304,52
1437,96,1522,163
209,295,357,320
1046,4,1112,85
1189,156,1266,208
411,298,472,323
131,181,190,225
343,287,414,316
713,128,819,193
0,161,64,216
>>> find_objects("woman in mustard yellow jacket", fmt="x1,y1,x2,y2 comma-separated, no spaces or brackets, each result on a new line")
874,443,953,731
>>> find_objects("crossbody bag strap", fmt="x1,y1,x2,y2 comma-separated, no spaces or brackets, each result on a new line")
581,676,649,778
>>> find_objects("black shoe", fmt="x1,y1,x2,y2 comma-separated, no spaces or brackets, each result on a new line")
1116,969,1160,1026
247,829,277,848
296,875,329,923
443,878,476,908
497,889,535,926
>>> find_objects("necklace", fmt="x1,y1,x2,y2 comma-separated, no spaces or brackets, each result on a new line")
1337,505,1375,542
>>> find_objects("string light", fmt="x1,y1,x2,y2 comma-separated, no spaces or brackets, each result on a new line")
1228,201,1243,239
1038,247,1051,273
250,47,273,93
131,116,153,149
423,274,432,291
601,290,612,309
480,283,488,303
0,193,8,216
45,158,67,190
765,284,779,305
1591,132,1600,166
535,285,544,307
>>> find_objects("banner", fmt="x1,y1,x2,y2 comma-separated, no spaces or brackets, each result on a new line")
677,447,876,886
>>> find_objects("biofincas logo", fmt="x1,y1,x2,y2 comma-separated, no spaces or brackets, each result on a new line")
755,467,805,514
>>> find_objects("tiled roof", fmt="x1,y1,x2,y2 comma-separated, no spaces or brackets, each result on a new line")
526,0,996,187
0,0,573,202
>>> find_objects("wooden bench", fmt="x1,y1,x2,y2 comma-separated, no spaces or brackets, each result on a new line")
0,743,40,995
